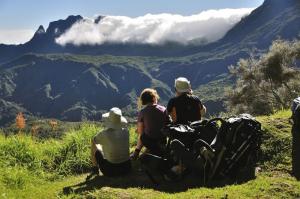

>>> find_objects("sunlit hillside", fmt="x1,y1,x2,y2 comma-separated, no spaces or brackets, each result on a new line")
0,110,299,198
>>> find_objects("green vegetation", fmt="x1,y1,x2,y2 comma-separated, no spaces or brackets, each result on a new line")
226,39,300,115
257,110,293,170
0,110,299,198
38,53,191,74
194,74,233,102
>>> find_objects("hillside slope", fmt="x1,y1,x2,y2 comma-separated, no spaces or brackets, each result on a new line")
0,54,174,122
0,53,231,125
0,0,299,125
0,110,299,198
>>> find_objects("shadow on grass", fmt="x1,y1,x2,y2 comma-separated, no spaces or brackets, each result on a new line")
62,161,248,195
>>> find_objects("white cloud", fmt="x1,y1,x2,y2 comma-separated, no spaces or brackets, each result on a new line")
56,8,254,46
0,29,35,45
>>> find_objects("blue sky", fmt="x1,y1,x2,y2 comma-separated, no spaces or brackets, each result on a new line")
0,0,264,44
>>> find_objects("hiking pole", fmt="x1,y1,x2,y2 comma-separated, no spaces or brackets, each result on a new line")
208,145,226,182
203,158,208,186
221,135,254,175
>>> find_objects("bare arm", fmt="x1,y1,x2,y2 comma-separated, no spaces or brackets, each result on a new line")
200,104,207,117
137,122,143,135
91,134,103,167
136,122,144,150
170,107,177,123
91,138,98,167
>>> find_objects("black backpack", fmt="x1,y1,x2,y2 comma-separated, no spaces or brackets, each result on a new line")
291,97,300,180
139,120,219,184
162,119,219,150
140,115,262,185
209,114,262,182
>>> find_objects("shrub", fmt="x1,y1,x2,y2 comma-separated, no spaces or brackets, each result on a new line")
53,123,99,175
0,135,42,171
0,123,101,177
227,39,300,115
1,166,30,189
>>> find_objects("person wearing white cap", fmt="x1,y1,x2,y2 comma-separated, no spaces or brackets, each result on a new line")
167,77,206,124
163,77,206,180
89,107,131,178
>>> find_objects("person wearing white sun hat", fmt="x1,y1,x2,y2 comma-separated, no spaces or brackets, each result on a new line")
89,107,131,178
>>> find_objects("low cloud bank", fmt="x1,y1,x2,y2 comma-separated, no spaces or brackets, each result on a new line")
56,8,254,46
0,29,34,45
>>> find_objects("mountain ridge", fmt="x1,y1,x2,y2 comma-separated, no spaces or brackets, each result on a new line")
0,0,299,125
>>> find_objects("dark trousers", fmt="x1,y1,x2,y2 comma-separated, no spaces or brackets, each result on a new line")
95,150,131,177
292,124,300,180
140,133,166,156
169,139,214,169
169,139,194,167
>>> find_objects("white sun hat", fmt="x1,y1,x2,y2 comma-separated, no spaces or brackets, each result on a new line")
175,77,192,93
102,107,127,129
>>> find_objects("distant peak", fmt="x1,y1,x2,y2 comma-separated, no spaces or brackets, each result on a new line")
65,15,83,22
95,15,105,24
35,25,45,34
46,15,83,36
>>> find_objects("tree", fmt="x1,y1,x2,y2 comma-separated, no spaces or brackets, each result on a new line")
226,39,300,115
49,120,58,131
16,112,26,134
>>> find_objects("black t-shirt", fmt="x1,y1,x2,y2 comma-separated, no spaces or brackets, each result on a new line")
167,94,203,124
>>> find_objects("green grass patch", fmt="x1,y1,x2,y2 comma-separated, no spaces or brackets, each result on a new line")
0,111,299,198
257,110,293,170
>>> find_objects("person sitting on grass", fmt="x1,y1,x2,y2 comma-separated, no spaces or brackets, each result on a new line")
130,88,170,159
167,77,206,124
88,107,131,179
165,77,207,179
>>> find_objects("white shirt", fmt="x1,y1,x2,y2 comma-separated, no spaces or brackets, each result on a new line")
94,128,130,164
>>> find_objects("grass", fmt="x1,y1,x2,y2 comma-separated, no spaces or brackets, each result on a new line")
2,170,298,199
0,110,299,198
257,110,293,170
66,172,300,199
